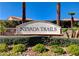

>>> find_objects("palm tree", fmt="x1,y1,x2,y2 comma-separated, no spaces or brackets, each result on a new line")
68,12,75,28
56,2,61,26
68,12,76,38
22,2,26,23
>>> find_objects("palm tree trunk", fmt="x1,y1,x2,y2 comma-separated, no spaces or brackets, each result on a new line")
56,2,61,26
66,32,69,38
75,30,79,38
22,2,26,23
71,16,74,28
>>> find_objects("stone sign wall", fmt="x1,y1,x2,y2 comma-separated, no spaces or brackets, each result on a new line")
16,21,62,36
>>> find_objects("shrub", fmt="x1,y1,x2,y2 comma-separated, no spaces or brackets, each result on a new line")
51,45,59,48
0,52,21,56
32,44,47,53
67,44,79,56
12,44,26,53
38,52,49,56
51,46,64,55
0,37,79,47
49,38,71,47
0,43,8,52
0,37,44,46
62,28,68,32
13,38,29,45
70,27,78,31
0,52,10,56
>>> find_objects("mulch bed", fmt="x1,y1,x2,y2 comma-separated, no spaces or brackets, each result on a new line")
22,47,38,56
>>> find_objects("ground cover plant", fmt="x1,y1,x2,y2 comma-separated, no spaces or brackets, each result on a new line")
51,45,64,55
32,44,47,53
67,44,79,56
0,37,79,56
0,43,8,52
12,44,26,53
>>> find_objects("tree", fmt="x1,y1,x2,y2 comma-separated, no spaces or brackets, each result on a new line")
68,12,75,28
0,21,6,35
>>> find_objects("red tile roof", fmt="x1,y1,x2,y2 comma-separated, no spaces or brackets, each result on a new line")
8,16,32,21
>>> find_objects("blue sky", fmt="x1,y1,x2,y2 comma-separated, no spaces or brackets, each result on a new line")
0,2,79,20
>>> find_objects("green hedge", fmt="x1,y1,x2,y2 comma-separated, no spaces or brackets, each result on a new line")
0,37,45,46
0,36,79,47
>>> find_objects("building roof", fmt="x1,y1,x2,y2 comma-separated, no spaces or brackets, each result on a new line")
8,16,32,21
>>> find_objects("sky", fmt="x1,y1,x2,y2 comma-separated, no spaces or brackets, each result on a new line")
0,2,79,20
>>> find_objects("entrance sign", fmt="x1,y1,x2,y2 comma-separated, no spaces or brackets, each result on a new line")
16,21,62,36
